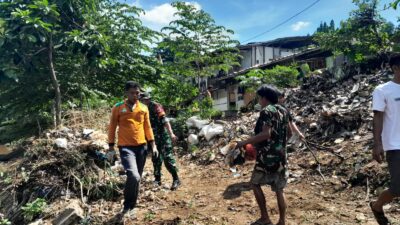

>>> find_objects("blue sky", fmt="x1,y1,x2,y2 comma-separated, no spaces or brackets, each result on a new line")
126,0,399,44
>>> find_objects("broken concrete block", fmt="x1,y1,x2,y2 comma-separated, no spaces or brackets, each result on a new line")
82,129,94,139
55,138,68,149
52,200,83,225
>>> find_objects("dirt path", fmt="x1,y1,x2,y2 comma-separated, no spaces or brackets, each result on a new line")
94,155,400,225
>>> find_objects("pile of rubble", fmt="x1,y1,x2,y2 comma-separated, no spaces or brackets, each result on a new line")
185,69,393,191
0,127,125,224
287,70,392,143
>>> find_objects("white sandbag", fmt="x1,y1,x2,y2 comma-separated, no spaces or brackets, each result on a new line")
199,124,224,141
188,134,199,145
186,116,210,130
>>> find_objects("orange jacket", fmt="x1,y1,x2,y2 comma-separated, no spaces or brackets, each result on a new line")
108,100,154,147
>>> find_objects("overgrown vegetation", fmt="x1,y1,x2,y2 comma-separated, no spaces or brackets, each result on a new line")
237,65,300,91
0,1,239,142
21,198,47,222
314,0,399,63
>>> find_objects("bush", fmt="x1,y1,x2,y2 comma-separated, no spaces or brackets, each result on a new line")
237,65,300,91
265,65,300,88
21,198,47,222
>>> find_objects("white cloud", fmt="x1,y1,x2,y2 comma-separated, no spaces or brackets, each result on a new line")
291,21,311,31
140,2,201,31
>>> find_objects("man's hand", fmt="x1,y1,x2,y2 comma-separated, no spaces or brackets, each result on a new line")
106,148,116,162
152,146,159,158
235,141,245,150
373,144,385,163
170,133,178,143
298,132,305,140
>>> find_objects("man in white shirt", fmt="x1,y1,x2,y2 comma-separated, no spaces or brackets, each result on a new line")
370,53,400,225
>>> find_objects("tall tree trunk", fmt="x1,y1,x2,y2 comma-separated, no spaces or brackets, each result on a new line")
48,35,62,127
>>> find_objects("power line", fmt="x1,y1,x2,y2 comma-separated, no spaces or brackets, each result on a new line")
242,0,321,44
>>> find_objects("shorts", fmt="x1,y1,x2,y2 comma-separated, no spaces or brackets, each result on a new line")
386,150,400,196
250,168,288,192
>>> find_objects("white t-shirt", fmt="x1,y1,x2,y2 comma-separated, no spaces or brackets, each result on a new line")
372,81,400,151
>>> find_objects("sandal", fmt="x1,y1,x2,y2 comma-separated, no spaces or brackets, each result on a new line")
370,202,389,225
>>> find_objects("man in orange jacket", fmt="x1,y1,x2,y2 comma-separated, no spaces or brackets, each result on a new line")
108,81,158,218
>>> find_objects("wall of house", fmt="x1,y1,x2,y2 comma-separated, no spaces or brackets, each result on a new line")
255,46,264,65
212,88,228,111
265,47,274,63
211,85,258,112
240,50,252,69
281,48,295,57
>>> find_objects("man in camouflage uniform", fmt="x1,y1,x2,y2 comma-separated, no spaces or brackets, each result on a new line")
140,92,181,191
236,85,290,225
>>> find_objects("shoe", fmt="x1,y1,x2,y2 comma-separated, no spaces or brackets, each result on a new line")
153,180,162,187
171,179,181,191
122,208,136,220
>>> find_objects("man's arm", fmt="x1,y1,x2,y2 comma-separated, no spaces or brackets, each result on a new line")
237,124,271,148
373,111,385,163
108,107,118,150
289,121,304,139
372,87,386,163
144,109,157,155
164,120,177,142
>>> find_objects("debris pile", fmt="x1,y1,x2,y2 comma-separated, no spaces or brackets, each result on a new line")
187,70,392,191
287,70,392,143
0,127,123,224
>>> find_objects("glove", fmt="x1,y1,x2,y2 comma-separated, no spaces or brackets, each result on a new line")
152,146,159,158
106,150,116,162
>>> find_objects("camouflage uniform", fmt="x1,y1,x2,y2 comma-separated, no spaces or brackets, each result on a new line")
250,104,290,192
147,101,179,182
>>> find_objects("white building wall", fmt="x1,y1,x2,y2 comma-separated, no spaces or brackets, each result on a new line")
240,50,252,69
212,89,228,111
255,46,264,65
265,47,274,63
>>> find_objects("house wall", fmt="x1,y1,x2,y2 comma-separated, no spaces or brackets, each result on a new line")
240,50,252,69
281,48,294,57
255,46,264,65
212,88,228,111
265,47,274,63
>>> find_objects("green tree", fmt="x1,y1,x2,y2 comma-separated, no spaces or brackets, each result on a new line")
389,0,400,9
0,0,159,135
330,20,335,31
153,1,240,110
314,0,392,63
0,0,100,127
161,1,240,88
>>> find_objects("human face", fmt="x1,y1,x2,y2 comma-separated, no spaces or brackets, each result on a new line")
393,65,400,77
258,95,268,108
141,98,150,105
126,87,140,103
278,96,285,104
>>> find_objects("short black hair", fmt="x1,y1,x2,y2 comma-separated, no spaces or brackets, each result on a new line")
208,85,213,90
389,53,400,68
256,85,278,104
277,89,286,98
125,81,140,91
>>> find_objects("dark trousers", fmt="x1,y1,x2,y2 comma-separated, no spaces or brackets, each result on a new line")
119,145,147,210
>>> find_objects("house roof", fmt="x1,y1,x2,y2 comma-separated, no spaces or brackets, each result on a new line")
239,36,316,50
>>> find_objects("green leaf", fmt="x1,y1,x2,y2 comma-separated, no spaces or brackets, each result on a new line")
26,34,37,43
